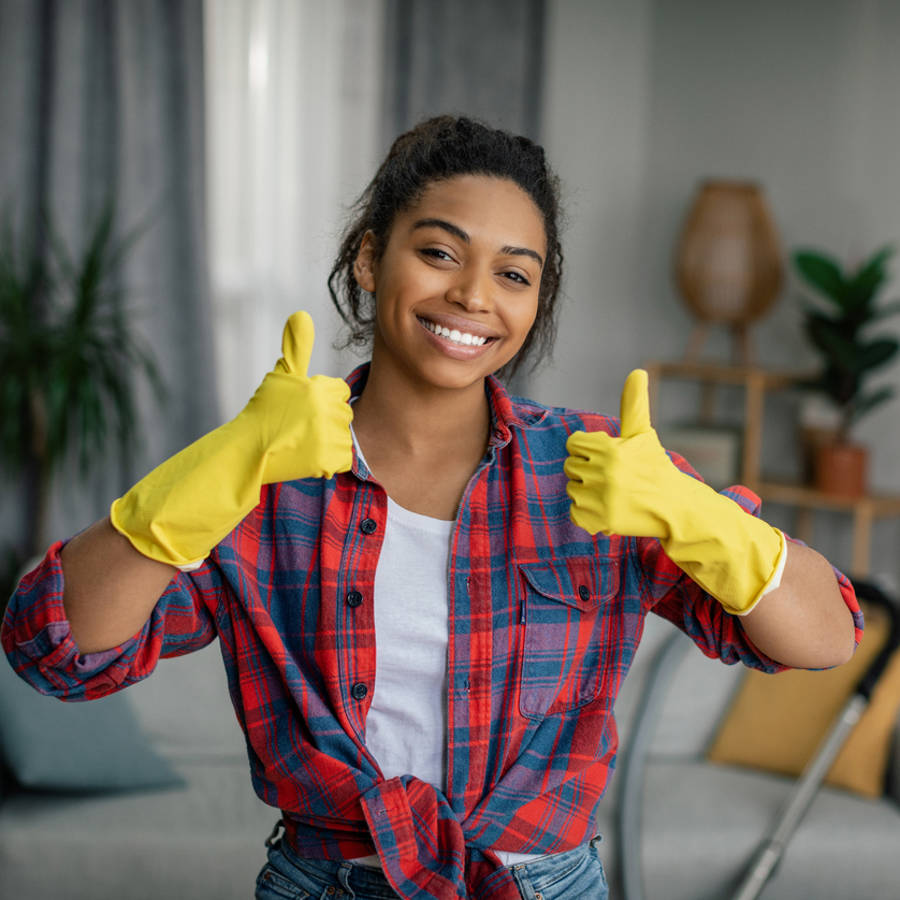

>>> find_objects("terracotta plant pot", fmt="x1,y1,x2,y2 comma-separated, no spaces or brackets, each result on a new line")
814,442,869,498
799,425,840,485
798,395,843,484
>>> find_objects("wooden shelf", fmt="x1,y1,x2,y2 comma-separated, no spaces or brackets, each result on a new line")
645,359,900,577
644,360,813,489
757,481,900,516
644,360,811,389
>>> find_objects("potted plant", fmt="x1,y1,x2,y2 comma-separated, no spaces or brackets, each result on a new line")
0,202,164,604
792,244,900,496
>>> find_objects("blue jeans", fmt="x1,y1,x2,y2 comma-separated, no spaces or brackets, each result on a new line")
255,830,608,900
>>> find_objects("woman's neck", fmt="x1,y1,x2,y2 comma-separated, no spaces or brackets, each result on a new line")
352,360,491,461
349,355,493,519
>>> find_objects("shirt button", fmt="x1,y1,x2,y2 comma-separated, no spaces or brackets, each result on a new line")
351,682,368,700
360,518,377,534
346,590,363,608
578,584,590,602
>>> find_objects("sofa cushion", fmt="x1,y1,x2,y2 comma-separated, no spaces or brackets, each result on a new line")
706,601,900,797
0,657,182,793
0,758,277,900
890,709,900,804
641,760,900,900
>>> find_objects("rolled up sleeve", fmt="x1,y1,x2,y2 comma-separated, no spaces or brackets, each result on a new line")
639,484,862,674
1,540,218,701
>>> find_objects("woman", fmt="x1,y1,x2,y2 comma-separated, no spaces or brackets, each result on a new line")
2,117,860,900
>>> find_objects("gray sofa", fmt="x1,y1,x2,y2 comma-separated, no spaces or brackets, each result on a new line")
0,642,278,900
606,614,900,900
2,612,898,899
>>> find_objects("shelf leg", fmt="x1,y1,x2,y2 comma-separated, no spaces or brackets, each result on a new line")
742,373,764,490
732,323,753,366
699,382,717,425
794,507,814,546
851,503,873,578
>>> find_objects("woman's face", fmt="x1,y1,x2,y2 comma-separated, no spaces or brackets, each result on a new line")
354,174,546,392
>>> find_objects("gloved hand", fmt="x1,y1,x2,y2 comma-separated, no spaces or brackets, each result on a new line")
110,311,353,568
564,369,785,615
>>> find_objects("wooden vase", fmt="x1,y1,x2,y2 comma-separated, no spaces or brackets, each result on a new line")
674,180,783,364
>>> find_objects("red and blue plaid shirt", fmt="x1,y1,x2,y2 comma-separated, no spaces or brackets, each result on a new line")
3,364,861,899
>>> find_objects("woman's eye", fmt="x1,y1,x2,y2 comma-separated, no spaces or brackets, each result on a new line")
502,271,531,286
420,247,453,262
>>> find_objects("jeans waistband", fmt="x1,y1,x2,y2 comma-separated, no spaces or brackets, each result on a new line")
280,828,596,875
265,837,605,900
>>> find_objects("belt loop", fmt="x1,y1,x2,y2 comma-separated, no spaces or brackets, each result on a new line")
337,862,356,899
265,817,285,848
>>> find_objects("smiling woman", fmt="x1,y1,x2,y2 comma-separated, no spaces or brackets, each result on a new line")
2,115,860,900
349,174,547,519
327,116,564,383
357,177,544,376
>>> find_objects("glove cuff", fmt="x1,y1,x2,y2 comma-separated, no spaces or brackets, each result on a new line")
733,529,787,616
662,477,786,616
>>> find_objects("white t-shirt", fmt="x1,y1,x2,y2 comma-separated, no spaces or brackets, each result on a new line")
365,495,452,790
351,426,553,868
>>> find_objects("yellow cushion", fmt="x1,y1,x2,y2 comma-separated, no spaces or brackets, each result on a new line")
706,602,900,798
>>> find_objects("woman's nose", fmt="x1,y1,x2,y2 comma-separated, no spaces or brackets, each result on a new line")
446,272,490,311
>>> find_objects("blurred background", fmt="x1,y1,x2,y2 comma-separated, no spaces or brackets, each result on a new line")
2,0,899,591
2,4,900,898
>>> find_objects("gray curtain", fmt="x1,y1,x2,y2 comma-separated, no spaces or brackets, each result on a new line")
382,0,546,146
0,0,217,557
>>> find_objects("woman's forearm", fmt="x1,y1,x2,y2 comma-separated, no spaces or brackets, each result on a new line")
738,542,855,669
60,517,177,654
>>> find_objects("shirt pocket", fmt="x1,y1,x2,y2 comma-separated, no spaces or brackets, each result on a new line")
518,556,620,719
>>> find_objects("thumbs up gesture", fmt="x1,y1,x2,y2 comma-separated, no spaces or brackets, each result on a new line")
564,368,785,616
248,311,353,484
111,311,354,569
565,369,677,538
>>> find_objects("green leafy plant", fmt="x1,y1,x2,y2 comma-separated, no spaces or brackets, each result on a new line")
793,245,900,441
0,202,165,588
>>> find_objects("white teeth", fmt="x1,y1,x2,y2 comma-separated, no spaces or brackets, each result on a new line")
421,319,487,346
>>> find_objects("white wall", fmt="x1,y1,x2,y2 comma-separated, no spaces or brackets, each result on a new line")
539,0,900,583
536,0,653,415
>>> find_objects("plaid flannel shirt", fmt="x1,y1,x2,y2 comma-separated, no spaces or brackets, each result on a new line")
2,363,861,900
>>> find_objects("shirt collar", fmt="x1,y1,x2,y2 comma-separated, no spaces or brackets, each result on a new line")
344,363,547,467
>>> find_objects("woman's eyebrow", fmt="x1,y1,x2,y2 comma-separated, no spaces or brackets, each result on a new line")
412,218,544,268
412,218,470,243
501,244,544,268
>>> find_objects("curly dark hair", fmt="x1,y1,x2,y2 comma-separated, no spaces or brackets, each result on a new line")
327,115,565,379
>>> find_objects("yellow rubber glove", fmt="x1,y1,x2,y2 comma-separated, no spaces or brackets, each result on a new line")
110,311,353,568
564,369,785,616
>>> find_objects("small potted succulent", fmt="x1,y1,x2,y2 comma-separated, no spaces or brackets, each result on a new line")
793,245,900,496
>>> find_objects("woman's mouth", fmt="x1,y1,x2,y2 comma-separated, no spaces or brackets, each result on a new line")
417,317,495,347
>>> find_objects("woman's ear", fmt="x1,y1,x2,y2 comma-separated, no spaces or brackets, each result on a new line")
353,231,377,293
